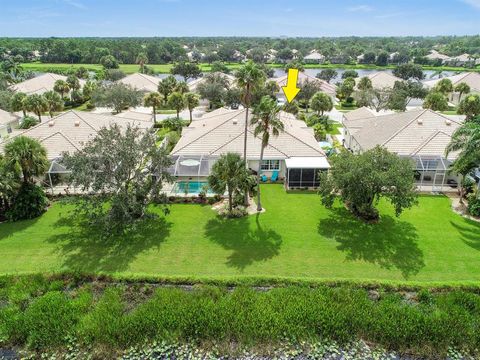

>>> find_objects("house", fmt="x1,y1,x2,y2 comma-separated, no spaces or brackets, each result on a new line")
118,73,161,93
448,53,474,67
357,72,402,90
424,72,480,104
425,50,451,64
169,108,330,191
0,109,20,140
271,72,337,99
342,108,464,191
304,51,325,64
10,73,85,95
187,72,236,92
0,111,153,161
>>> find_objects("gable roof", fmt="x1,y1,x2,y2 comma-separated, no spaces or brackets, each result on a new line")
187,72,236,92
171,109,325,160
304,51,325,60
10,73,85,95
0,111,153,160
425,50,451,61
271,72,337,97
118,73,161,92
424,72,480,92
361,72,402,89
350,109,462,159
0,109,20,126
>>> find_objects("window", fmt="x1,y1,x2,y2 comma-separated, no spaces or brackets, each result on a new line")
261,160,280,171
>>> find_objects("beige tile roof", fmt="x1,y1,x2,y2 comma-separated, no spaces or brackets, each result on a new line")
425,50,451,61
118,73,161,93
271,72,337,97
351,109,462,159
304,51,325,60
115,110,153,122
172,109,325,160
0,111,152,160
10,73,85,95
424,72,480,93
0,109,20,126
342,107,375,123
359,72,402,89
187,72,236,92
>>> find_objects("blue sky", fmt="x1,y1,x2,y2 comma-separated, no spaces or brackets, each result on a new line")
1,0,480,37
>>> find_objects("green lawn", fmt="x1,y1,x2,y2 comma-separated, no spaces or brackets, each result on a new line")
0,185,479,284
21,62,480,75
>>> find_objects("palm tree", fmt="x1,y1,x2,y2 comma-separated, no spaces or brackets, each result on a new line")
136,52,149,74
24,94,48,122
208,152,249,214
4,136,48,185
0,155,18,212
446,121,480,202
167,92,185,120
53,80,70,99
144,92,163,125
183,92,199,125
158,75,178,102
455,82,471,102
66,75,81,101
44,91,64,118
235,61,266,163
251,96,284,211
10,92,27,117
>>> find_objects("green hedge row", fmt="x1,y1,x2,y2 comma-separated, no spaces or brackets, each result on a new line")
1,275,480,358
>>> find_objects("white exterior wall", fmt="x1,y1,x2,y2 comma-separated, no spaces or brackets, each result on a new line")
248,159,286,179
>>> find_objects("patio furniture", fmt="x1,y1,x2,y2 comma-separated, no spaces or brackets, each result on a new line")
271,171,279,182
261,174,268,182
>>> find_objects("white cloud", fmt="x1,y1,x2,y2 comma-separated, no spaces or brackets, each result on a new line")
347,5,374,12
462,0,480,9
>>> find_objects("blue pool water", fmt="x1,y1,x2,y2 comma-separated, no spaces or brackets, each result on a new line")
174,181,213,195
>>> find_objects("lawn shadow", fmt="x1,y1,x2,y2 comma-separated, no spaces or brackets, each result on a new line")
450,219,480,251
0,217,41,242
318,207,424,279
204,214,282,271
47,215,171,273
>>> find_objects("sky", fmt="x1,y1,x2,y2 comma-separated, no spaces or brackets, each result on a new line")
0,0,480,37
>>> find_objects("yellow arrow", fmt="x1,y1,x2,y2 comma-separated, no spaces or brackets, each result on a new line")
282,68,300,103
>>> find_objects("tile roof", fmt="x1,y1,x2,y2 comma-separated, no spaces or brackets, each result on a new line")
10,73,85,95
172,108,325,160
118,73,161,92
271,72,337,97
424,72,480,92
0,111,152,160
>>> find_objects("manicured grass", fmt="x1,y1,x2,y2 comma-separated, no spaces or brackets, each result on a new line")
21,62,480,75
0,185,479,283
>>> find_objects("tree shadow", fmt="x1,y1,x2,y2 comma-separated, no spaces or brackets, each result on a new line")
0,217,41,242
318,207,424,279
204,214,282,271
46,215,171,273
450,219,480,251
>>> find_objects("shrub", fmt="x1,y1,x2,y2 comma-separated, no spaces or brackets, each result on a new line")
467,195,480,216
18,116,39,129
21,291,80,348
6,183,48,221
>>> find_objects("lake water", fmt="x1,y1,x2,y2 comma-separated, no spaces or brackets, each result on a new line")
157,68,458,82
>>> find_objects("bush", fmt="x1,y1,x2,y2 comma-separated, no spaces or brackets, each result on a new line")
467,195,480,216
18,116,39,129
6,183,48,221
21,292,81,348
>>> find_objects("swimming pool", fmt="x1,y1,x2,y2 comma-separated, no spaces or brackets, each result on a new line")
173,181,213,195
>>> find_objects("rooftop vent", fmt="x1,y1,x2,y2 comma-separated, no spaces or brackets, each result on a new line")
417,118,423,125
74,120,80,127
232,119,238,125
445,119,452,126
48,120,55,127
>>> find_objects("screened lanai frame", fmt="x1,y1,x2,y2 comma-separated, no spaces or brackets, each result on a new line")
169,154,219,178
409,155,450,192
44,158,72,192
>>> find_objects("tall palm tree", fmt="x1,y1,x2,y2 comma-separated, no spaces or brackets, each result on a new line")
167,92,185,120
446,121,480,202
144,92,163,125
4,136,48,185
136,52,149,74
235,61,266,163
183,92,199,125
53,80,70,99
455,82,471,102
44,91,64,118
0,155,18,212
10,92,27,117
208,152,249,214
251,96,284,211
24,94,48,122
